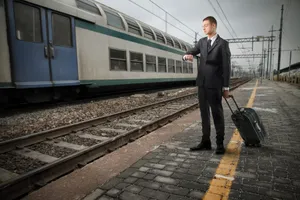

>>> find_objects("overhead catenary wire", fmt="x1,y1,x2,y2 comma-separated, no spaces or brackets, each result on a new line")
148,0,203,38
127,0,195,40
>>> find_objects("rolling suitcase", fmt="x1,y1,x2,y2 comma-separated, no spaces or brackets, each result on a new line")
224,95,267,147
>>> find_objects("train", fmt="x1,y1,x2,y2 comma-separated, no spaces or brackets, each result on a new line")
273,62,300,85
0,0,197,104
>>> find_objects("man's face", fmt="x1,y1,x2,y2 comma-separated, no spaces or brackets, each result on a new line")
202,20,215,35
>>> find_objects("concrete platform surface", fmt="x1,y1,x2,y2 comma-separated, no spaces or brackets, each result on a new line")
23,80,300,200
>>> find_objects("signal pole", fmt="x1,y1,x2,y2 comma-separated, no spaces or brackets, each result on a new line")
277,4,284,81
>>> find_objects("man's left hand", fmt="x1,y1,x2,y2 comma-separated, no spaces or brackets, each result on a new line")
223,90,230,98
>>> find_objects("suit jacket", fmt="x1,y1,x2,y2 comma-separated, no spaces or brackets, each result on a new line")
183,35,231,89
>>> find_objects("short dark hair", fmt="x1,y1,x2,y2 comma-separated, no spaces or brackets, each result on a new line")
203,16,217,26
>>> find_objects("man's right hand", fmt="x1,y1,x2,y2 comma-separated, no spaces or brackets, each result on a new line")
183,55,193,61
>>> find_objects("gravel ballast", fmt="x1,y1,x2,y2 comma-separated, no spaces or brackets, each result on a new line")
0,87,196,142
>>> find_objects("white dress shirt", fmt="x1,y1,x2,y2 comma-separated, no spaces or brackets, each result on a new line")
207,33,218,46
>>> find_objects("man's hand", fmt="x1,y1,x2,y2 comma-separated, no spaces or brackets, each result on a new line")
223,90,230,98
183,54,193,61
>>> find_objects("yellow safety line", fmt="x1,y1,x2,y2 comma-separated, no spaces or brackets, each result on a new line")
202,79,259,200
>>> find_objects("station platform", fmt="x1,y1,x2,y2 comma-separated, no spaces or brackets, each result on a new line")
24,79,300,200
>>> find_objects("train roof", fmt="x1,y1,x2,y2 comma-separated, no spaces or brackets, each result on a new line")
279,62,300,74
22,0,194,51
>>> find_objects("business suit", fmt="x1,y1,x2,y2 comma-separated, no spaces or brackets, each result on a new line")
183,34,231,151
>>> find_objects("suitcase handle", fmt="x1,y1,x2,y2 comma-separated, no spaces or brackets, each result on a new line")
224,95,242,115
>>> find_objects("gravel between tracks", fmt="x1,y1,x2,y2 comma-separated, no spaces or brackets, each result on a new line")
0,87,196,142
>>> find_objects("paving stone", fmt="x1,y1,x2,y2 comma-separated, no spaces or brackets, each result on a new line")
136,179,160,189
100,178,123,190
139,167,150,172
142,174,156,180
131,171,146,178
174,158,185,162
178,180,208,190
241,184,259,193
167,194,191,200
240,192,262,200
124,184,143,193
106,188,120,197
188,190,204,198
144,163,165,169
119,191,148,200
124,177,138,183
228,189,241,199
114,182,130,190
140,188,170,200
154,176,178,185
171,172,198,182
97,195,114,200
164,166,176,171
150,169,173,177
274,183,295,192
82,189,104,200
159,160,179,166
118,168,136,178
266,190,294,200
159,184,189,196
131,160,148,168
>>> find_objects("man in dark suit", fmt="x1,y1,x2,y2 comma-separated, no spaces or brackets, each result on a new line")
183,16,231,154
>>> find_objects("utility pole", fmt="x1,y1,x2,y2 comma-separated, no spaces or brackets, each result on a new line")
277,4,284,81
266,38,270,79
261,36,264,83
269,26,274,80
288,51,292,78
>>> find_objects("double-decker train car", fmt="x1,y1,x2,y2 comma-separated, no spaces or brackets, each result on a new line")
0,0,197,104
273,62,300,85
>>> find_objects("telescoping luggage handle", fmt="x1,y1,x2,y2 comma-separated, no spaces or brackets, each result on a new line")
224,95,242,115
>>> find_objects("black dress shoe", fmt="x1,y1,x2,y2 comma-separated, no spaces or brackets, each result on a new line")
215,143,225,154
190,141,212,151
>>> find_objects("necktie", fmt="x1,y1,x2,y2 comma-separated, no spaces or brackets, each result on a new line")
207,39,212,49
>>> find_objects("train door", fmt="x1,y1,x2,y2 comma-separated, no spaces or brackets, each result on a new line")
7,0,51,88
46,10,79,86
6,0,79,88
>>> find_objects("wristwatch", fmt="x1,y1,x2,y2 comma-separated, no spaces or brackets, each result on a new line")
223,87,229,91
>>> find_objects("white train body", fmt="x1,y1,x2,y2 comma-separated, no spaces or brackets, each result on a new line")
0,0,197,102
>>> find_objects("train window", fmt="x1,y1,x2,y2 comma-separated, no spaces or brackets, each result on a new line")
143,26,155,40
176,60,182,73
146,55,156,72
130,52,143,71
110,49,127,71
155,31,165,44
158,57,167,72
165,36,174,47
168,59,175,73
13,2,42,42
188,63,193,73
52,13,72,47
183,62,188,73
174,39,181,49
103,8,125,30
182,44,187,51
76,0,101,15
125,17,141,36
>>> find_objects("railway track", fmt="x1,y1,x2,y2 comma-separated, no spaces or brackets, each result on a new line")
0,78,250,200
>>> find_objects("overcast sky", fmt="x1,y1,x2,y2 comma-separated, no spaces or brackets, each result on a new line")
97,0,300,72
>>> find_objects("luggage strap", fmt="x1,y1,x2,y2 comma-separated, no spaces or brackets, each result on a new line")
224,95,242,115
